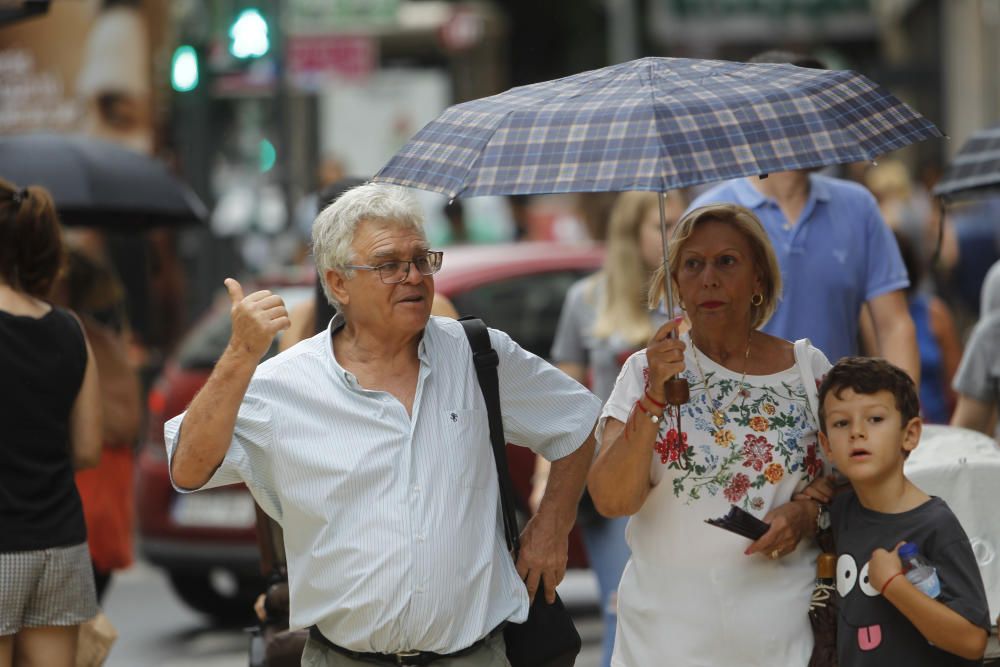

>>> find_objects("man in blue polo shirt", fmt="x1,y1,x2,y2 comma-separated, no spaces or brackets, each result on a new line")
688,51,919,383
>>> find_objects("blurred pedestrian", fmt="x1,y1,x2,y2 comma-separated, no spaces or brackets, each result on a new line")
588,203,831,666
888,232,962,424
538,190,686,666
292,155,346,263
950,313,1000,436
690,51,919,382
0,179,102,666
166,183,600,665
55,248,142,601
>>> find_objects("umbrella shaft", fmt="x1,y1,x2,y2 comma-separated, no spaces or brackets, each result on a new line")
658,192,675,319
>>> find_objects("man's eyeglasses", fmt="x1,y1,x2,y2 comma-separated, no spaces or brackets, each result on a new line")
345,251,444,285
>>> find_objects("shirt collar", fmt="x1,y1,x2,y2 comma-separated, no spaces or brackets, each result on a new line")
736,172,832,208
326,312,431,387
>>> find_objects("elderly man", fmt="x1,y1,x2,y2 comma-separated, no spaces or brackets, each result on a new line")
166,183,600,666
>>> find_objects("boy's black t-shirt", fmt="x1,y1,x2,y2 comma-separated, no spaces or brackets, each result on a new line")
830,492,991,666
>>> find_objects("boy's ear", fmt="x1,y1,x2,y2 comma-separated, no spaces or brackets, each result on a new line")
901,416,922,454
818,430,832,459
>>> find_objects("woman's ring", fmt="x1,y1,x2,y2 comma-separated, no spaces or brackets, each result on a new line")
770,549,780,560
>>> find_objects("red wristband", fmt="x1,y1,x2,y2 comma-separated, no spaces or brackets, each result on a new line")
881,571,905,596
644,387,666,409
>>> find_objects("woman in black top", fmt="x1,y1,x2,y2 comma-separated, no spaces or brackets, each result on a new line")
0,178,102,667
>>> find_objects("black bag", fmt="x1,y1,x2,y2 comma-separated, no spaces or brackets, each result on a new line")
460,317,582,667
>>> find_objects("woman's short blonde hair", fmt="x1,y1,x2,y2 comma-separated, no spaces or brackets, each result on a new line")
648,203,781,330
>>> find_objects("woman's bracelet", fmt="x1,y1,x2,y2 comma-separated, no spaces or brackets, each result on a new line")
643,387,667,409
634,399,663,426
881,571,905,596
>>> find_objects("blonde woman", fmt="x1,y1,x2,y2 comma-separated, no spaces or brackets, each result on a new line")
589,203,831,666
540,191,685,667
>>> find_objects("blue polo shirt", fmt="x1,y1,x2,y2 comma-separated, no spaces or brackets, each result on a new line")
689,174,909,363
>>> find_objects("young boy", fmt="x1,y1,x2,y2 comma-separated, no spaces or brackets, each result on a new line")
817,357,990,665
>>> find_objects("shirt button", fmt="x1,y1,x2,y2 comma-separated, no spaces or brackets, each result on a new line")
413,485,421,494
416,534,426,542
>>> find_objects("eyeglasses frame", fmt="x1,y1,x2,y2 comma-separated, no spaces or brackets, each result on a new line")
343,250,444,285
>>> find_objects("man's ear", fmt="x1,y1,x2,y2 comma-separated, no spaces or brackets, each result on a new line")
901,416,922,454
325,269,349,307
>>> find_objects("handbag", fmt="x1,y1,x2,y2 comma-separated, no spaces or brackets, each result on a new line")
460,317,582,667
76,611,118,667
247,504,308,667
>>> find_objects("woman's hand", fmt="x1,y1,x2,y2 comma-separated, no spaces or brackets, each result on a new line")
746,499,815,559
644,317,687,401
794,474,835,505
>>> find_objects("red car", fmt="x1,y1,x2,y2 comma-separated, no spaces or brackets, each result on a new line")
137,242,604,620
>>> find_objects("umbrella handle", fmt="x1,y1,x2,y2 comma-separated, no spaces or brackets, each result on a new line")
663,377,689,406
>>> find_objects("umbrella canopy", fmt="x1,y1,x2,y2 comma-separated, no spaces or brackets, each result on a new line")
933,124,1000,202
374,57,941,199
0,133,207,229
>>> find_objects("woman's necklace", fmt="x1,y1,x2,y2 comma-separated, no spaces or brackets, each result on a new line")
690,332,752,427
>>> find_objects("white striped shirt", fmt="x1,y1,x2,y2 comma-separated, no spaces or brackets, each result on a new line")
164,315,601,654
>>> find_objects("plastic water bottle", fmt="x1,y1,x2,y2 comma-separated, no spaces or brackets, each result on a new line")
899,542,941,598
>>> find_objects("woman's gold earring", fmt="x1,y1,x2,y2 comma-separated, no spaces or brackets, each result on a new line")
751,293,763,307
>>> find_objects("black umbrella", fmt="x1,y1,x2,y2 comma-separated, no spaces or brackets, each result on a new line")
0,133,207,229
808,552,839,667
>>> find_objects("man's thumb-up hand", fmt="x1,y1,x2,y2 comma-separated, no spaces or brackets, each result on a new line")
224,278,291,361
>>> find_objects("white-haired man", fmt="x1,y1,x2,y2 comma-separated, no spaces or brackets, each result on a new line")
166,183,600,666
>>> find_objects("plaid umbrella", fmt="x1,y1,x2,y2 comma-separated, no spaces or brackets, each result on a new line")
374,57,941,199
933,124,1000,202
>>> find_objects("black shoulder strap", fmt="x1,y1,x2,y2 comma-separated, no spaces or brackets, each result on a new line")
458,316,521,556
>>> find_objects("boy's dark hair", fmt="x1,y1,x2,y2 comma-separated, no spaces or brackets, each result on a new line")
817,357,920,433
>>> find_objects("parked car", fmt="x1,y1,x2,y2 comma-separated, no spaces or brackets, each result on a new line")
137,242,605,621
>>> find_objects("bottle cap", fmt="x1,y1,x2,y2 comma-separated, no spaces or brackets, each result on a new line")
898,542,918,559
817,552,836,578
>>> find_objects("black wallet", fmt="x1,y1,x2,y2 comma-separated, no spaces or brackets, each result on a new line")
704,504,770,541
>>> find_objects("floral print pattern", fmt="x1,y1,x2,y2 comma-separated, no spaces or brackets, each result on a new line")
656,362,822,512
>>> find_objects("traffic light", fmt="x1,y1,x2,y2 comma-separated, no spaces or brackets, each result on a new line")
229,8,270,59
170,45,199,92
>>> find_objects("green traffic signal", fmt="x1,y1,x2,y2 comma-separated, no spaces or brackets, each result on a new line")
171,45,199,92
229,8,270,59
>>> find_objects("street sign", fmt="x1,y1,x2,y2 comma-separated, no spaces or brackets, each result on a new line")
287,34,376,88
287,0,399,35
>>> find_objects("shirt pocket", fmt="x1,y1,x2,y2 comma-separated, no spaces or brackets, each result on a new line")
440,408,493,489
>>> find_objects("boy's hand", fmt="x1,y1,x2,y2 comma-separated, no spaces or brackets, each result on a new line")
868,541,906,593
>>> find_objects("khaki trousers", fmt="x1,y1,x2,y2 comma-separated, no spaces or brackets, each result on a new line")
301,633,511,667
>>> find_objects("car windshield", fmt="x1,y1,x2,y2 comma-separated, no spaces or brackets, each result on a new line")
177,286,313,369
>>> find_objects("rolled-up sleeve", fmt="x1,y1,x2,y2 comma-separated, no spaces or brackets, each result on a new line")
490,328,601,461
596,350,645,445
953,314,1000,404
163,385,281,519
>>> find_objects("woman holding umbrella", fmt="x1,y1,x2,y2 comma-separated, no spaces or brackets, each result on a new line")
588,202,831,665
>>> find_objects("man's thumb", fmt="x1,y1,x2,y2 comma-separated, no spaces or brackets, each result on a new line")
224,278,244,304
